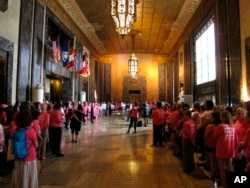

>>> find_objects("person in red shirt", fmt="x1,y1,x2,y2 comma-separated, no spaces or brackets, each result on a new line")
215,111,238,188
180,109,196,172
204,112,221,179
127,103,139,133
49,102,65,157
151,101,165,147
38,103,50,160
11,103,38,188
169,102,183,155
233,107,249,172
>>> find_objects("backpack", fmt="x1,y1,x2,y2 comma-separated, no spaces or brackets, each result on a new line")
136,120,143,127
11,128,29,159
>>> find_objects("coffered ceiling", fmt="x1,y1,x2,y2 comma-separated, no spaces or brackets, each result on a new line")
47,0,202,56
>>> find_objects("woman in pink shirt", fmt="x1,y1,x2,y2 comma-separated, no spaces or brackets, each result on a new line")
215,111,238,188
233,107,249,172
11,106,38,188
127,103,139,133
151,101,165,146
169,102,183,156
38,103,50,160
49,102,65,157
239,111,250,171
180,109,196,172
204,112,221,180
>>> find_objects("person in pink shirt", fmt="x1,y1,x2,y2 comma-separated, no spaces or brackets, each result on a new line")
127,102,140,134
169,102,183,156
215,111,239,188
239,128,250,172
49,102,65,157
11,105,38,188
239,111,250,172
204,112,221,180
180,109,196,172
151,101,165,147
38,103,50,160
233,107,249,172
30,110,43,142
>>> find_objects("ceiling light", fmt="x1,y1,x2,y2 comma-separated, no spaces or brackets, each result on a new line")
111,0,136,38
128,32,138,78
128,53,138,78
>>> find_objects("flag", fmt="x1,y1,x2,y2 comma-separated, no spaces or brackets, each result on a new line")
65,48,77,70
75,50,82,71
52,38,60,63
61,44,69,67
78,52,90,77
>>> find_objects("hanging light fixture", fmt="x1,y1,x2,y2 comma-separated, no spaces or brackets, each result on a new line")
128,53,138,78
111,0,136,38
128,33,138,78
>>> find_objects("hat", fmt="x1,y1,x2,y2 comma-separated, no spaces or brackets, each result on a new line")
0,104,8,108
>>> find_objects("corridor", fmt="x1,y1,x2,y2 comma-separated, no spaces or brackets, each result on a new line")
0,116,213,188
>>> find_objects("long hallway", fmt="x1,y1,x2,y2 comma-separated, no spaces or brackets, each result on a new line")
1,116,213,188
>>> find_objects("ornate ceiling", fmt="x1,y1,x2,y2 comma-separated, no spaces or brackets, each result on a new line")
43,0,202,57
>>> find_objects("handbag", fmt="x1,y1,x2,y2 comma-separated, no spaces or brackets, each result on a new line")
7,139,15,161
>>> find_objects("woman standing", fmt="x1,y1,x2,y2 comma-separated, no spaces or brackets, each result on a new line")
215,111,238,188
38,103,50,160
204,112,221,179
49,102,64,157
127,103,139,134
11,108,38,188
70,104,83,143
181,109,196,172
233,107,249,172
151,101,165,147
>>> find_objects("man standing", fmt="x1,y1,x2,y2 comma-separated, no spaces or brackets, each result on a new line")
151,101,165,147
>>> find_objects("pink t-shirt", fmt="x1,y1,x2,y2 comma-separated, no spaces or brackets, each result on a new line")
181,119,196,139
215,123,238,158
16,128,37,161
152,108,165,126
234,119,249,142
205,124,217,148
30,120,41,135
49,110,64,128
170,110,181,131
38,111,50,131
243,129,250,160
130,106,139,119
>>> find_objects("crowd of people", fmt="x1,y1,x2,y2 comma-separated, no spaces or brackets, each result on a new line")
1,99,250,187
161,100,250,188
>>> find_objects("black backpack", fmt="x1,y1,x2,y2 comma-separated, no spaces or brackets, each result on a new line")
136,120,142,127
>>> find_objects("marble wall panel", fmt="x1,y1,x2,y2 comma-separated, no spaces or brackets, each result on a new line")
0,36,13,105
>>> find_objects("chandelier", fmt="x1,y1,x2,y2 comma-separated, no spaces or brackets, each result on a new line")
128,53,138,78
111,0,136,38
128,32,138,78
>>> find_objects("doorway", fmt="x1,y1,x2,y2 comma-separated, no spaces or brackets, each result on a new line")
129,90,140,103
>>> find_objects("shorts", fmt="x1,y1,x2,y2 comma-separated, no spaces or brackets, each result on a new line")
41,129,49,138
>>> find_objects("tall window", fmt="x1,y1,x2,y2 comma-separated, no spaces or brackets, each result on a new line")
194,18,216,85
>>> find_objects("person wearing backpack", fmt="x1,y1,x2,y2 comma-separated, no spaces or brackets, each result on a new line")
11,108,38,188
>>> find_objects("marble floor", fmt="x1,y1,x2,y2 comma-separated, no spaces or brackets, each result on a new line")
0,116,214,188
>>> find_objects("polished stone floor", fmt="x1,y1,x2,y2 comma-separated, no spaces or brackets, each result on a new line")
0,116,214,188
